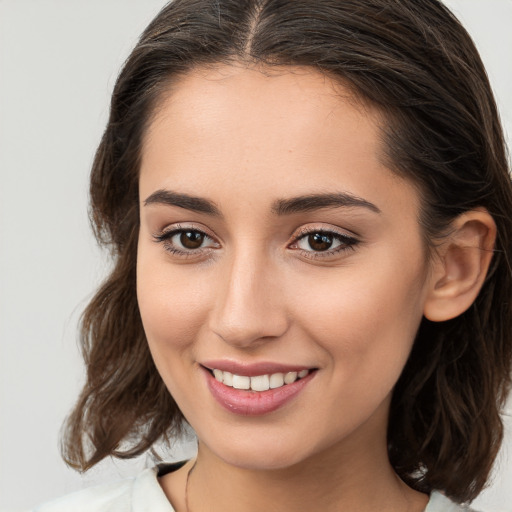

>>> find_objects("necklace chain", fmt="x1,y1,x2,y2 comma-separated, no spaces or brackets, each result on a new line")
183,459,417,512
184,459,197,512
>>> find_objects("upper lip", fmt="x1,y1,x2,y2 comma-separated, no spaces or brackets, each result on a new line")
201,360,316,377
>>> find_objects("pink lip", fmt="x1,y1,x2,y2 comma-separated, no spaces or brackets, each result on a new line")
202,365,316,416
201,359,312,377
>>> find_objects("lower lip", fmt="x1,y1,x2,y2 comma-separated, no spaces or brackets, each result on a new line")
204,368,315,416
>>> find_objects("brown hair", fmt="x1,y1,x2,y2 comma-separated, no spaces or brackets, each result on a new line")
62,0,512,503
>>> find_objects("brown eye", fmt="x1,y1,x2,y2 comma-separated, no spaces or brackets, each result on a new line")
293,229,358,258
154,226,219,257
307,233,333,251
180,230,205,249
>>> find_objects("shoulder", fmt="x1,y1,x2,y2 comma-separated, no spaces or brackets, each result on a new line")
33,464,178,512
33,477,134,512
426,491,479,512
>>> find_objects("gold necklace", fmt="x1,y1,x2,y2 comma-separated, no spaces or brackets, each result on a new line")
183,460,417,512
184,459,197,512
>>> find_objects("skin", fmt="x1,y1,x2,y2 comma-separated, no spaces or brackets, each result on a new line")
136,64,464,511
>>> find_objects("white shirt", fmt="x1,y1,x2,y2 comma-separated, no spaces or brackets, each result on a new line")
33,463,476,512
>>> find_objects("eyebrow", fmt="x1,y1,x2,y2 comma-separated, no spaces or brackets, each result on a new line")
143,189,380,216
144,189,222,216
271,193,381,215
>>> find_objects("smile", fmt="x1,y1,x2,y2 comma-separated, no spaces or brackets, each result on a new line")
202,364,317,415
212,369,311,392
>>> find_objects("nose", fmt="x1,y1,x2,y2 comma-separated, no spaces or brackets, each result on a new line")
208,250,289,348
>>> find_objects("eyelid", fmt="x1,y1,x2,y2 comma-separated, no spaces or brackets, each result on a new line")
288,224,360,259
152,222,359,261
153,222,217,241
290,223,359,242
152,223,221,258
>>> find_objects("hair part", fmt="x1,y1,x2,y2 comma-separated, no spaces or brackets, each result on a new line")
61,0,512,503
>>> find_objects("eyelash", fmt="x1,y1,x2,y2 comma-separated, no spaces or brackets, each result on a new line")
290,227,359,259
152,224,219,258
152,224,359,260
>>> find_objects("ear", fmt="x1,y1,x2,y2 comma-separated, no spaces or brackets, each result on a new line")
423,208,496,322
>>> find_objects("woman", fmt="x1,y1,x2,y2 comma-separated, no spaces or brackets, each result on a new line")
36,0,512,510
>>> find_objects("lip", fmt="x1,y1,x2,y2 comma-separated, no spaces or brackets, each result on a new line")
201,359,312,377
201,363,316,416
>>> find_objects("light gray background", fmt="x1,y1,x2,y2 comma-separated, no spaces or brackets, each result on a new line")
1,1,511,511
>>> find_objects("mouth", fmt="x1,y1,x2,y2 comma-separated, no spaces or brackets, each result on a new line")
204,367,313,392
201,363,318,415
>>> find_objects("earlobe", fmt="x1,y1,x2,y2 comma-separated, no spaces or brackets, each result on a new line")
423,209,496,322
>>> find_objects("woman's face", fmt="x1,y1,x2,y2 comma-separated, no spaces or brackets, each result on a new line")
137,65,433,470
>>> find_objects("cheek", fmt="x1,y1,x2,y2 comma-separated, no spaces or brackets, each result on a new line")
289,256,427,379
136,248,211,354
136,249,217,415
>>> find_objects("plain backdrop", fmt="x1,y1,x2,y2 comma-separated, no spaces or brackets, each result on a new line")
0,1,511,511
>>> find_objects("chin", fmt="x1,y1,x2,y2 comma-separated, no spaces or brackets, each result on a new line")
197,427,330,472
219,448,308,472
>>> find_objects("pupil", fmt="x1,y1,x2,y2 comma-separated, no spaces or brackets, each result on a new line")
308,233,333,251
180,231,204,249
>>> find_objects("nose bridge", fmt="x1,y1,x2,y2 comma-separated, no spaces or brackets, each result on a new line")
210,245,288,347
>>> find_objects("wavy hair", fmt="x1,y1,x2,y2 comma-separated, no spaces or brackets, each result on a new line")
61,0,512,503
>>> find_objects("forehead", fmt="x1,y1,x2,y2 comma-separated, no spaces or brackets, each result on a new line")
140,64,417,217
144,64,377,152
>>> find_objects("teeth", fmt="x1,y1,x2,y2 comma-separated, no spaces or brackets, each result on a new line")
284,371,298,384
223,371,233,386
232,375,250,390
211,368,311,392
250,374,270,391
269,373,284,389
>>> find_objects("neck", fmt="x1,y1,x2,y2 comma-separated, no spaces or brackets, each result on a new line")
159,400,429,512
184,421,427,512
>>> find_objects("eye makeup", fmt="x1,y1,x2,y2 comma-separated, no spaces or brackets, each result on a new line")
288,227,359,260
152,223,220,259
152,222,360,262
